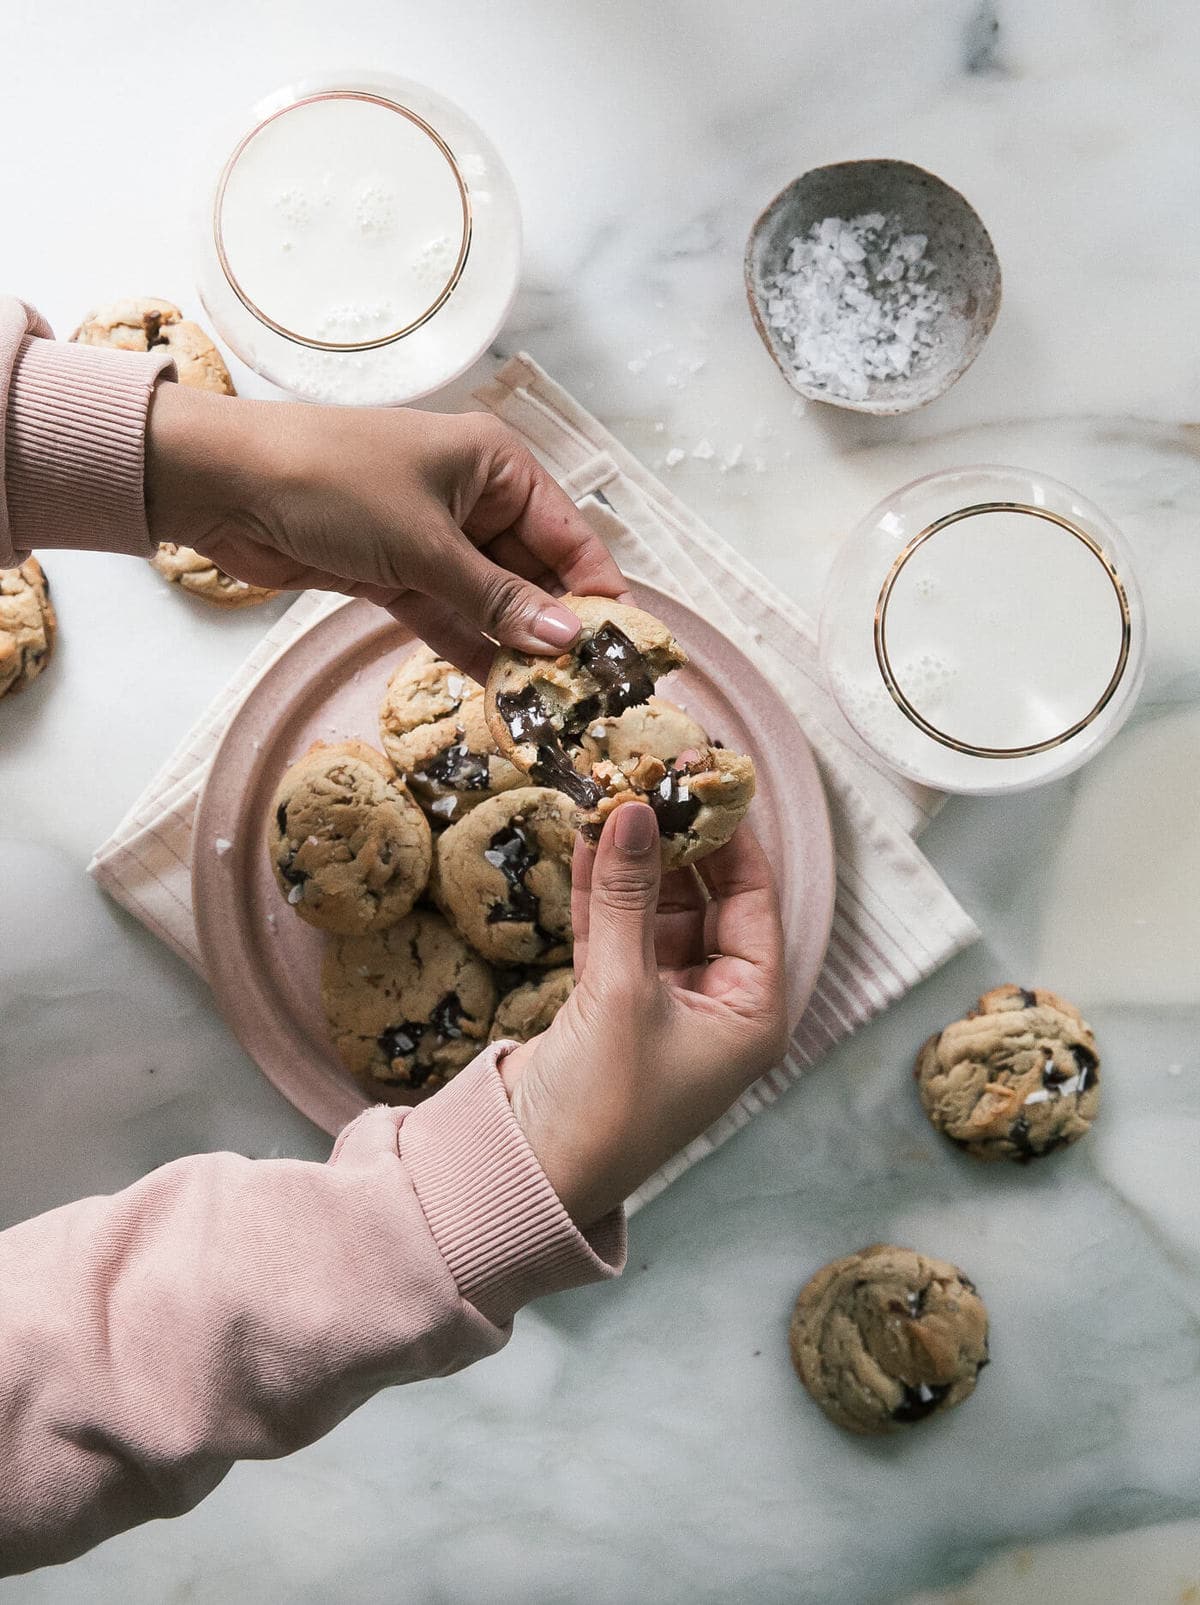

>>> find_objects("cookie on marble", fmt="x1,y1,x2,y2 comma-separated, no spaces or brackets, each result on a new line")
434,786,574,966
71,297,236,393
379,645,524,824
485,594,755,868
0,558,57,699
71,297,278,610
268,740,431,935
322,909,496,1092
914,984,1100,1162
789,1244,989,1435
149,542,279,610
489,966,575,1043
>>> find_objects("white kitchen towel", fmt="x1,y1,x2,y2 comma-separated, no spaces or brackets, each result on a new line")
90,354,978,1211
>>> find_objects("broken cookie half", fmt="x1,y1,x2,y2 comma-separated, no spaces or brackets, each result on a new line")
484,594,755,868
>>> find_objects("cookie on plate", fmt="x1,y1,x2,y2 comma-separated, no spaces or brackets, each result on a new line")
379,645,523,823
914,984,1100,1162
322,908,496,1092
268,740,431,935
489,965,575,1043
789,1244,989,1435
485,594,754,868
0,558,57,699
71,297,278,609
434,786,574,966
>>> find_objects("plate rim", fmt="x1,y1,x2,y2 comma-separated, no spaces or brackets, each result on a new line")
193,588,836,1137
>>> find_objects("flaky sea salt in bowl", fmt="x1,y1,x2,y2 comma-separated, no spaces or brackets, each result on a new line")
745,159,1001,415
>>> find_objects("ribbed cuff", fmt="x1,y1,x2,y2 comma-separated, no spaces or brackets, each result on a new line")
398,1044,626,1327
4,335,175,558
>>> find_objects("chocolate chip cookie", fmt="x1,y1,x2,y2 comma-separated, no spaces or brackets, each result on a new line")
268,740,431,935
485,594,755,868
489,966,575,1043
72,298,278,609
149,542,280,610
434,787,574,966
71,297,236,393
379,645,523,823
915,985,1100,1162
0,558,57,699
322,908,496,1092
790,1244,989,1435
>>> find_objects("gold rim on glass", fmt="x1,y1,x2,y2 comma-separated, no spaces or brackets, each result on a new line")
213,90,473,354
873,501,1133,760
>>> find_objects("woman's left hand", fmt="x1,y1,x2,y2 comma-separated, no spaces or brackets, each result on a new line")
145,385,625,681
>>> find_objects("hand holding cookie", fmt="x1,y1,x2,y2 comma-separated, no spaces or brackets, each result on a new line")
144,393,625,675
497,802,788,1228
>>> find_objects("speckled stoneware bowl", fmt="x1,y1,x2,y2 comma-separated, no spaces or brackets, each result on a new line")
745,159,1001,415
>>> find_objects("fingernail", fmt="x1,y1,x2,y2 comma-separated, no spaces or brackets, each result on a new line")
532,603,581,649
612,801,658,855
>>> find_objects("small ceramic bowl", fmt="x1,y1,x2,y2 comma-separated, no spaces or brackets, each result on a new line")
745,159,1001,415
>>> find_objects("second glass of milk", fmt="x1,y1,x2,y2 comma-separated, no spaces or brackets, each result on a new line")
819,466,1146,793
198,72,521,405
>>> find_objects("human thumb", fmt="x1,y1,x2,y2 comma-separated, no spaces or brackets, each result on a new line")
584,802,661,980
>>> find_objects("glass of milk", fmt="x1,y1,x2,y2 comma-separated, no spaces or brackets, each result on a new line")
819,465,1146,793
197,72,521,405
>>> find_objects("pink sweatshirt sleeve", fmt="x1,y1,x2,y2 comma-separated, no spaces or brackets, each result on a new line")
0,296,174,566
0,1047,625,1576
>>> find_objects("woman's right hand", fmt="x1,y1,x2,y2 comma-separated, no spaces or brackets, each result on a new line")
499,803,789,1227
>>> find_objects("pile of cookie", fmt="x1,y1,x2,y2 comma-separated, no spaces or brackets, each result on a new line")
0,299,278,708
791,984,1101,1434
267,598,756,1095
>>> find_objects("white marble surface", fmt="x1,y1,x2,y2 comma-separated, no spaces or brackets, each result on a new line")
2,1,1200,1598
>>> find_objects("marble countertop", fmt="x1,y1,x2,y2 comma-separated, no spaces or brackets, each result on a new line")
2,1,1199,1599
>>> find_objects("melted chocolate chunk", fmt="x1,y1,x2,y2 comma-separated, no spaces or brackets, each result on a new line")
414,740,490,791
576,623,655,713
277,850,307,889
496,623,657,814
648,768,701,836
484,822,540,925
495,686,603,809
1071,1043,1099,1084
377,991,466,1087
891,1381,951,1424
1018,988,1038,1009
276,801,289,836
1008,1114,1070,1162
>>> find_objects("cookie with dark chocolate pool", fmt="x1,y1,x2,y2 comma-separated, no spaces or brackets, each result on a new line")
322,909,496,1094
379,645,524,824
914,984,1100,1162
485,595,755,868
433,787,574,966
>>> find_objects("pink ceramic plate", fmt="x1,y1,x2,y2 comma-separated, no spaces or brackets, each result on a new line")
193,587,836,1137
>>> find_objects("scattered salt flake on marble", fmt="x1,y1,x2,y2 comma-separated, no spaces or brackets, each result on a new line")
213,837,233,857
664,447,686,467
723,443,743,470
692,438,715,461
653,421,665,433
287,885,304,904
687,358,706,374
1167,1063,1184,1076
627,357,647,374
752,455,768,473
